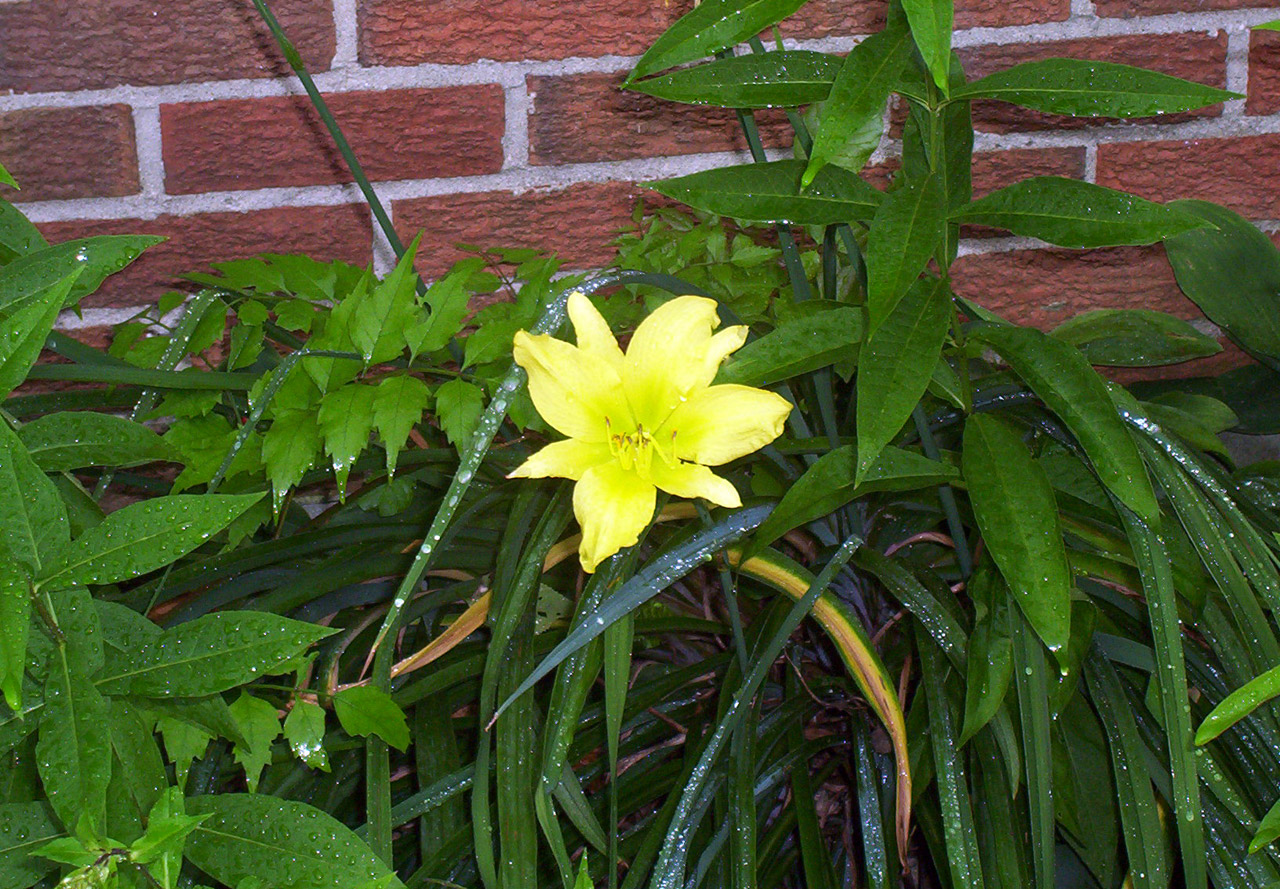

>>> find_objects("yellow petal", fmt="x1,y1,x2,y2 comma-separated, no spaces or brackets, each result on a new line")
649,460,742,508
573,462,656,572
663,384,792,466
623,295,721,429
513,331,633,442
508,439,612,481
568,291,624,369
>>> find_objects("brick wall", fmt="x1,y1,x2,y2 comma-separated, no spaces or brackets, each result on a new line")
2,0,1279,371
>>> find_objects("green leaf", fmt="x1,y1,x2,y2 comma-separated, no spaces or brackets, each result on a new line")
962,413,1072,654
283,701,330,771
317,383,378,496
1164,199,1280,366
17,412,180,472
951,177,1208,248
352,236,420,363
866,173,945,330
716,304,863,386
0,801,60,888
227,694,280,793
1196,662,1280,745
262,409,321,515
333,686,409,752
0,164,14,190
0,236,164,314
627,50,839,107
38,493,262,589
0,554,30,713
970,325,1159,524
155,717,212,790
0,272,77,399
630,0,808,80
0,200,48,265
960,567,1014,743
435,378,485,451
186,796,405,889
36,588,110,834
1051,308,1221,367
902,0,954,92
135,788,196,889
856,276,951,482
0,420,68,574
106,700,166,834
804,21,911,183
953,58,1240,116
645,159,882,226
98,611,336,698
405,271,470,360
372,375,432,478
753,444,957,552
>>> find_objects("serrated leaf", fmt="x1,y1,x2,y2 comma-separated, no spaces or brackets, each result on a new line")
630,0,809,80
1051,308,1221,367
866,173,945,331
317,383,378,496
333,686,409,751
0,801,60,887
38,493,262,589
953,58,1238,116
372,375,431,478
963,414,1071,654
262,409,321,515
951,177,1209,248
156,717,213,790
804,20,911,183
0,554,30,712
0,423,68,573
716,304,863,386
17,412,180,472
0,272,77,399
36,588,110,834
434,378,484,451
856,276,951,482
902,0,953,92
273,299,315,333
283,701,330,771
646,159,882,226
405,269,470,360
970,325,1159,523
0,236,163,314
352,236,420,363
627,50,839,107
227,694,280,793
185,795,405,889
98,611,337,698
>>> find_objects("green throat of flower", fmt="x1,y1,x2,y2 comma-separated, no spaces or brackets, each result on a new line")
606,418,676,477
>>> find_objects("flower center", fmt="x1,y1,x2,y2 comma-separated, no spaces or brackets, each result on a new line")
606,418,676,476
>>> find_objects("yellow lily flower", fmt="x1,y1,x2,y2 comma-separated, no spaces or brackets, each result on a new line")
509,292,792,572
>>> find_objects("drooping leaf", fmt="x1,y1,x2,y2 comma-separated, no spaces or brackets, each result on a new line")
963,413,1072,654
372,375,432,478
283,701,330,772
17,411,180,472
716,304,863,386
960,567,1014,743
627,50,839,107
970,325,1159,524
405,271,470,360
0,236,163,314
186,795,405,889
630,0,809,80
0,272,77,399
262,409,321,515
38,493,262,589
435,378,485,451
866,173,946,330
317,383,378,496
333,686,409,752
0,199,48,264
0,554,30,713
0,423,68,574
0,801,60,888
954,177,1208,248
804,19,912,183
645,160,882,226
856,276,951,482
1051,308,1221,367
227,694,281,793
953,58,1239,117
97,611,337,698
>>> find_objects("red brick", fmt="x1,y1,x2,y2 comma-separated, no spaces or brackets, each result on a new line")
1248,29,1280,116
359,0,1067,68
1095,0,1280,16
528,71,792,166
394,181,654,276
0,0,334,93
161,87,505,195
1096,134,1280,219
0,106,138,203
960,32,1228,132
37,205,373,308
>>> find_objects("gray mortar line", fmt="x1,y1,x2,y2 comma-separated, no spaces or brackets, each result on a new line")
504,80,532,171
332,0,361,70
1226,26,1253,118
131,105,167,199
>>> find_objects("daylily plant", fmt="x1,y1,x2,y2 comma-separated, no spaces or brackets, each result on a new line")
510,292,792,572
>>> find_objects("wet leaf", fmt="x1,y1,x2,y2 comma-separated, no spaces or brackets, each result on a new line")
333,686,409,752
630,0,808,79
17,411,180,472
627,50,839,108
